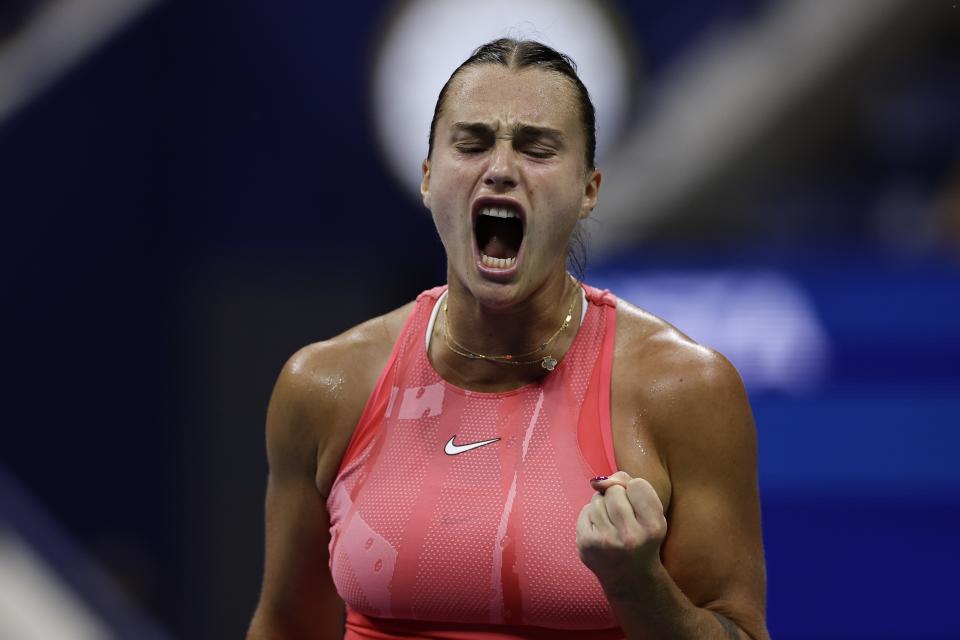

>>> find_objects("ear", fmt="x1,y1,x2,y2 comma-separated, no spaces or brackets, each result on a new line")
579,167,602,219
420,159,432,209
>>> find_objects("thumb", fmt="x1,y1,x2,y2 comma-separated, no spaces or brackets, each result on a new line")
589,470,633,494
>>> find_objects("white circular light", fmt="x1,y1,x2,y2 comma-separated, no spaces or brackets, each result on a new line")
371,0,636,199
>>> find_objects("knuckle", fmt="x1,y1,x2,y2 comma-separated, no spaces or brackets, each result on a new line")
626,479,655,503
649,517,668,539
619,532,642,549
606,484,627,498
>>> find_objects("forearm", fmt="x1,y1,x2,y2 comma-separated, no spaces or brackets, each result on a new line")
602,562,756,640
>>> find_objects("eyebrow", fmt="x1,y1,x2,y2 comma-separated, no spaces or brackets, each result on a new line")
451,121,565,142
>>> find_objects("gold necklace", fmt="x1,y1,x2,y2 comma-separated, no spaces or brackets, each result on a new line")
442,275,580,371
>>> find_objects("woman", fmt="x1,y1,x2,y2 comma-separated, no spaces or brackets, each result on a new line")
247,39,768,640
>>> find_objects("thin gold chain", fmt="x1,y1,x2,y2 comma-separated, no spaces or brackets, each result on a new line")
441,275,579,369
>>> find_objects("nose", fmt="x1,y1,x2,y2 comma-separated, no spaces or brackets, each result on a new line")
482,142,518,191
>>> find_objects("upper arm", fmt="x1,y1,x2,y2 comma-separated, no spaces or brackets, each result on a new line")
247,347,346,640
658,350,768,639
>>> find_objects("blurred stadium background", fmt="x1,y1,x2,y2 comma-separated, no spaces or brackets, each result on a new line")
2,1,958,638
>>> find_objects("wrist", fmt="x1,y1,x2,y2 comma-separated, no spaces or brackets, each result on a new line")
600,557,670,604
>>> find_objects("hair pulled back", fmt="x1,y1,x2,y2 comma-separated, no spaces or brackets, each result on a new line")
427,38,597,170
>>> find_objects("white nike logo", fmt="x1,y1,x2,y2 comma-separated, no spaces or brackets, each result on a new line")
444,435,501,456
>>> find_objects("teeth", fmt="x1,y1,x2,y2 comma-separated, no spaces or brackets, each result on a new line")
481,253,517,269
480,207,519,219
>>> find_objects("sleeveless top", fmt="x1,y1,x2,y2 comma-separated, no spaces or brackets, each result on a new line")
326,284,624,639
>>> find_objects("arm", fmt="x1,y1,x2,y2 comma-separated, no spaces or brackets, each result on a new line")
578,348,768,640
246,347,347,640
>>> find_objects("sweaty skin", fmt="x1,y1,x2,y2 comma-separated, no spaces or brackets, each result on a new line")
246,300,768,640
247,64,768,640
421,65,600,381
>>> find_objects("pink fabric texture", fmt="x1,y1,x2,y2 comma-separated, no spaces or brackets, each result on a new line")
327,284,622,639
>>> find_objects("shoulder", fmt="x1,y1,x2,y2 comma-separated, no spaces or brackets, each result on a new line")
265,301,417,490
610,301,767,638
278,301,415,401
611,297,755,467
275,300,415,407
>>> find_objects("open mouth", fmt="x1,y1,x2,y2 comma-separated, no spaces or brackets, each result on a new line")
475,206,524,269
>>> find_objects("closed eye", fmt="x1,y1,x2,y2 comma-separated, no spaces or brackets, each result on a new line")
520,146,556,159
455,143,488,154
513,126,562,159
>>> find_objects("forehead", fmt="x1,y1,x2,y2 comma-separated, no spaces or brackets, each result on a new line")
441,65,581,134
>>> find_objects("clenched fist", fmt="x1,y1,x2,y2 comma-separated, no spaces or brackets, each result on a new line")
576,471,668,596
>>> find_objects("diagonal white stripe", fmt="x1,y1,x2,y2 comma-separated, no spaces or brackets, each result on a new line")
521,390,544,462
488,473,517,621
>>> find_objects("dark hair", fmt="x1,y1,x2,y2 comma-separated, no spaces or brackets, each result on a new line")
427,38,597,170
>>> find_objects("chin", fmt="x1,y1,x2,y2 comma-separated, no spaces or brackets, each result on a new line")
457,274,522,309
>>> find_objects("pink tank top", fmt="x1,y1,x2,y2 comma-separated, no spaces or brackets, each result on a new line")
327,284,623,640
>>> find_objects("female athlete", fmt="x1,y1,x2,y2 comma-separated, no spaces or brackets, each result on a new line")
247,38,769,640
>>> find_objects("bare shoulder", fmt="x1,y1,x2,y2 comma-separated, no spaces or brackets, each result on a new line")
266,301,416,494
276,301,415,411
611,298,754,463
612,299,767,637
611,299,767,638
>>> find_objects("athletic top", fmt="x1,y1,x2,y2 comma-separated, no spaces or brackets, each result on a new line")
326,284,624,640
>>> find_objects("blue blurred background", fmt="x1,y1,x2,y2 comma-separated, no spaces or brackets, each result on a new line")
2,1,958,639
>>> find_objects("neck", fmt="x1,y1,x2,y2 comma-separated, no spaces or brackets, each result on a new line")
446,270,574,353
430,268,582,390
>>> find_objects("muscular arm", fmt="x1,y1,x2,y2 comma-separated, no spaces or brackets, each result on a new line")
246,348,346,640
650,350,768,640
583,314,769,640
246,306,409,640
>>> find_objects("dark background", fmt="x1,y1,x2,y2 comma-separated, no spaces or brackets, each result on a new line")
3,1,959,639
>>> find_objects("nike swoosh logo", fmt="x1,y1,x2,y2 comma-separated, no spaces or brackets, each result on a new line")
444,435,501,456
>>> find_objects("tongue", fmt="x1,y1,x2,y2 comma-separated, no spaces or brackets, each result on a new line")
483,235,517,259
